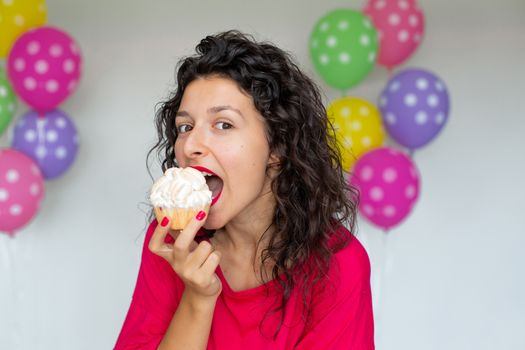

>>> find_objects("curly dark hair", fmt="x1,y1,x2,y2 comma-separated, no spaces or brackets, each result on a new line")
145,30,359,338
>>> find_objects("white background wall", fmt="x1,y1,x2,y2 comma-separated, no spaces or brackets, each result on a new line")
1,0,524,349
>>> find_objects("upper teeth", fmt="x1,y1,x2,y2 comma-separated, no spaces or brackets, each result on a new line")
201,172,213,177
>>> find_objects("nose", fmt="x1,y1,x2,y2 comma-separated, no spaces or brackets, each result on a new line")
181,124,209,160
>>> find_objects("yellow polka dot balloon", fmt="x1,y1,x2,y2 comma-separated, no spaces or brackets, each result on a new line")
327,97,385,171
0,0,47,58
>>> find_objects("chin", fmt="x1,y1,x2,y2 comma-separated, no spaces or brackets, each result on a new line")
203,217,225,231
204,203,228,230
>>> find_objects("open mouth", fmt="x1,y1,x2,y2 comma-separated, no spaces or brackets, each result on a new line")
191,166,223,206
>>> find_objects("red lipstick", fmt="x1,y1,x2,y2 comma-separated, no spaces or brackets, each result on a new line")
190,166,217,175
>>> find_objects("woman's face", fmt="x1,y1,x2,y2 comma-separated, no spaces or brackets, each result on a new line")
174,75,277,229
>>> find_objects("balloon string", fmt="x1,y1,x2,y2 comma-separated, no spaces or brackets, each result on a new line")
387,66,393,77
375,228,391,336
2,234,22,345
1,234,13,265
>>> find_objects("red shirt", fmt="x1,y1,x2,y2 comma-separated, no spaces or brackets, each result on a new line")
114,220,375,349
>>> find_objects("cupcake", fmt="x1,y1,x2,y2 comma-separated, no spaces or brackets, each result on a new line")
149,167,212,230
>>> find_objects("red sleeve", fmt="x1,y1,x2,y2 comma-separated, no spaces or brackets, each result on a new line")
295,233,375,350
114,220,184,350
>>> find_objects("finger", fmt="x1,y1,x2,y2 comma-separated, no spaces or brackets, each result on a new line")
188,240,215,268
168,229,183,242
172,209,208,258
149,217,172,257
199,250,222,277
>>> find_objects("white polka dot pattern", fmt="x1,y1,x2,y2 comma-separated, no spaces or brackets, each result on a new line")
0,149,45,234
364,0,425,68
1,67,19,132
6,26,82,113
350,147,420,230
309,9,379,90
11,110,80,180
378,68,450,149
327,97,386,171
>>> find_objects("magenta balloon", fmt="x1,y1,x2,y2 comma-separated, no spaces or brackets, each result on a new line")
6,26,82,113
0,148,45,236
350,147,420,230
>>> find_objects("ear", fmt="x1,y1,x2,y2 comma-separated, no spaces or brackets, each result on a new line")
267,152,281,169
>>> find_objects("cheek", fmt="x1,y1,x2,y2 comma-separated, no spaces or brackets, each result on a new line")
222,144,266,182
174,142,184,163
238,143,268,169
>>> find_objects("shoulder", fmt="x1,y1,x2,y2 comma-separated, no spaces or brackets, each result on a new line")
326,226,372,293
334,226,371,274
303,226,374,331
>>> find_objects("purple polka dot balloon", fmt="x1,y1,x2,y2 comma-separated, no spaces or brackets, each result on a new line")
11,109,79,180
378,68,450,150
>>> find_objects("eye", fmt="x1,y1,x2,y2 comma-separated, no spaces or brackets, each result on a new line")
216,121,233,130
176,124,193,133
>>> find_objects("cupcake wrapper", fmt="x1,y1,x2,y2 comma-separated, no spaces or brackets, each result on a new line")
154,206,209,230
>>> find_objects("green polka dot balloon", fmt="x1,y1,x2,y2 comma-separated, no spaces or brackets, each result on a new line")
0,67,17,136
310,9,379,91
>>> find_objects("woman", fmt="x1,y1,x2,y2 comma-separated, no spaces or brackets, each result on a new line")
115,30,374,349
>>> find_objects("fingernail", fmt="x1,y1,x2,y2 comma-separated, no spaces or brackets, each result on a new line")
161,217,169,227
196,211,206,221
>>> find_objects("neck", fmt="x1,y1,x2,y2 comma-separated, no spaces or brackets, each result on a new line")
215,213,275,278
217,189,276,255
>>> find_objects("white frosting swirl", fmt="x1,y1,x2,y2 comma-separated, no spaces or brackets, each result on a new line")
149,167,212,208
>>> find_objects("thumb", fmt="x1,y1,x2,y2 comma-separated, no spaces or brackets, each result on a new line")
149,216,172,254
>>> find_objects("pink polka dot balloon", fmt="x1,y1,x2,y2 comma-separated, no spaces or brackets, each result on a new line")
6,26,82,114
0,148,45,237
350,147,420,230
363,0,425,70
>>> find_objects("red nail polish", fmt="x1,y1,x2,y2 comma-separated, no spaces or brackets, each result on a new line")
196,211,206,221
161,217,169,227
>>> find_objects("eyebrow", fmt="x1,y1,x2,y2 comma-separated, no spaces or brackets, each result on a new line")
175,105,244,118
